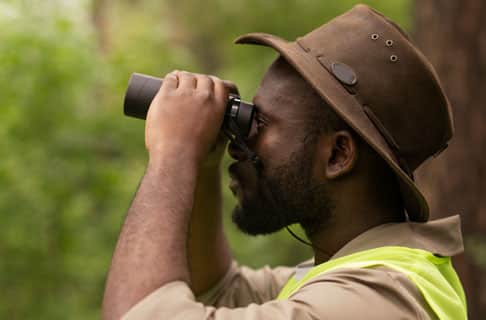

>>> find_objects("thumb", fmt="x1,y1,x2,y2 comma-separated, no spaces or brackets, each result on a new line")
222,80,240,97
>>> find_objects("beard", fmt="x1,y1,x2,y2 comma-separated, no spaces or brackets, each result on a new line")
229,137,334,237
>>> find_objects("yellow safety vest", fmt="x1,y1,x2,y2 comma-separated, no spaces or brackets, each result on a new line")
277,246,467,320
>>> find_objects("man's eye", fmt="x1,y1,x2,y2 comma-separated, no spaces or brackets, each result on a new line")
255,113,270,129
247,110,270,139
256,118,266,128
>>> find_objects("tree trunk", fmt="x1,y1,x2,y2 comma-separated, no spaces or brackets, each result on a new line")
413,1,486,318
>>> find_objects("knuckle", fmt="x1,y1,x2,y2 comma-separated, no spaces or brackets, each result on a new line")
202,74,214,83
164,74,177,82
179,88,193,96
180,70,193,76
197,90,213,100
208,75,221,83
159,90,174,99
176,71,191,79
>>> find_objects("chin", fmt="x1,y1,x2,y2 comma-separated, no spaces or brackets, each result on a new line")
231,204,288,236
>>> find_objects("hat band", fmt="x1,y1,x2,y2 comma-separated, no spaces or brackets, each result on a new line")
362,106,414,180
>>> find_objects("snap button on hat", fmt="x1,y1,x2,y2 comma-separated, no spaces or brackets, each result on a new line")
331,62,358,86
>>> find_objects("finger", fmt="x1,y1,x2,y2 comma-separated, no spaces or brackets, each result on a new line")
212,76,230,112
208,75,239,97
223,80,240,96
196,74,214,94
161,72,179,91
177,71,197,90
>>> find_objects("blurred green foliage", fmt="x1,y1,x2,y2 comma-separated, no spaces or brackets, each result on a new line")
0,0,411,318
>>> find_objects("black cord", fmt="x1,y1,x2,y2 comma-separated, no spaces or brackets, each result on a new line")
285,225,332,261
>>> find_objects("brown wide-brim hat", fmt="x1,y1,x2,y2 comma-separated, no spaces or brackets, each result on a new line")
234,4,454,222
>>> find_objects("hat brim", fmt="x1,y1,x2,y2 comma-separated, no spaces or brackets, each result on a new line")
235,32,429,222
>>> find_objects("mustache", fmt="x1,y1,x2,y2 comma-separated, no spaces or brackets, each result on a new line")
254,157,264,176
228,158,264,182
228,148,264,178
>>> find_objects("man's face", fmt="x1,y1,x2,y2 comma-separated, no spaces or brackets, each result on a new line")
227,57,334,237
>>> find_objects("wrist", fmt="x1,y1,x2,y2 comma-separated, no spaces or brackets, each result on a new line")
147,146,199,176
148,142,199,166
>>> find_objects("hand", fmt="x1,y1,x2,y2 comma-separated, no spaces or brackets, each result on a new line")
145,70,238,166
200,133,228,170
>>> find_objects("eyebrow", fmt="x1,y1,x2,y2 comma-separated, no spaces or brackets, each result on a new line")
252,96,271,119
252,95,260,106
252,95,270,113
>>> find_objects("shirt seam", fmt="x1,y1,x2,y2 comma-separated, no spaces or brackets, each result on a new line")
381,267,425,320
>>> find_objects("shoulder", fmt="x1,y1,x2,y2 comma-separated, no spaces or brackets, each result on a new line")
288,266,436,320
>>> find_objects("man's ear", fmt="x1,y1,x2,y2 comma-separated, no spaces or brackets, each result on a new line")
319,130,358,179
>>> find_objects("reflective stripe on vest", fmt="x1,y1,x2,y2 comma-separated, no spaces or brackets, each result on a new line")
277,246,467,320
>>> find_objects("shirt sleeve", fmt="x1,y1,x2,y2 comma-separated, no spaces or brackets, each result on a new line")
196,261,295,307
122,266,436,320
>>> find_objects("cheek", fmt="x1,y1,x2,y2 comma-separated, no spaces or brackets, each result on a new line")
253,128,290,167
311,150,325,182
312,136,333,181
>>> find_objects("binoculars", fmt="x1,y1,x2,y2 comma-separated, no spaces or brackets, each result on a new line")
123,73,257,139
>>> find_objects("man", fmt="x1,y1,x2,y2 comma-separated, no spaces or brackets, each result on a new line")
102,4,467,320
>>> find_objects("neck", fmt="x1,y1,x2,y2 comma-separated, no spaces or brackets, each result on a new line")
306,196,404,265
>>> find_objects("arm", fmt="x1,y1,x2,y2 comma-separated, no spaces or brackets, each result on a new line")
102,71,233,320
189,153,232,296
121,267,430,320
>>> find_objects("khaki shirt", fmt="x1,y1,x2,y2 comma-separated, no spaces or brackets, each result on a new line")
123,215,464,320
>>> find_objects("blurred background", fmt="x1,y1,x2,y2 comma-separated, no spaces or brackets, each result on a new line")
1,0,484,319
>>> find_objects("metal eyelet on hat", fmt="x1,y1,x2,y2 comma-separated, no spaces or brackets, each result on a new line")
371,33,379,40
390,55,398,62
385,39,394,47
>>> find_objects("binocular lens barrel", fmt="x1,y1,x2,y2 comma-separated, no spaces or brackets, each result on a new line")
123,73,255,138
124,73,162,120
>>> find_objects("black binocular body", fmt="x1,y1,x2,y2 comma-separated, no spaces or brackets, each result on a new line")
123,73,256,139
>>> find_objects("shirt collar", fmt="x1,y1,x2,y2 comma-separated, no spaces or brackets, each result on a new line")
330,214,464,260
295,214,464,273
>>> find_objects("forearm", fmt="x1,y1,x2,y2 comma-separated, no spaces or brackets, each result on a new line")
102,152,197,320
189,166,232,295
103,69,236,319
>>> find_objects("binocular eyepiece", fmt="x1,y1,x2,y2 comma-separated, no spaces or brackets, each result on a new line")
123,73,256,139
